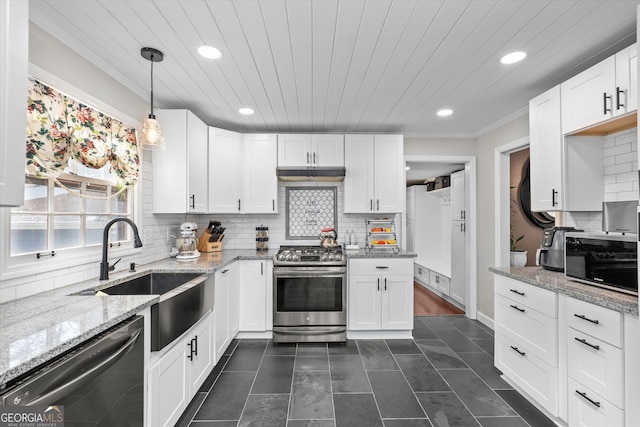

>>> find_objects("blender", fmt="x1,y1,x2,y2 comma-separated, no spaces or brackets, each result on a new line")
176,222,200,260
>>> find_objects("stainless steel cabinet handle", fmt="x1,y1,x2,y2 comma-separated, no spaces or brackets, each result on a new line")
575,337,600,351
576,390,601,408
574,314,599,325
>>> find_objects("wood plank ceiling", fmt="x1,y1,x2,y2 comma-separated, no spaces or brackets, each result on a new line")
29,0,637,136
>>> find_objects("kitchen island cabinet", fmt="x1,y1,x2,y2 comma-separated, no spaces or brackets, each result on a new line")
153,109,208,213
344,134,404,213
0,0,28,207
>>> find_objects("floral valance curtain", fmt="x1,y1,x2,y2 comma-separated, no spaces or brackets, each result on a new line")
25,78,140,193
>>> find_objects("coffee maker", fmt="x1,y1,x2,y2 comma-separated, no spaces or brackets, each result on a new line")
176,222,200,260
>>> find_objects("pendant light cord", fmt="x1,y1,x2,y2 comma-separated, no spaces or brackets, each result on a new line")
150,53,155,118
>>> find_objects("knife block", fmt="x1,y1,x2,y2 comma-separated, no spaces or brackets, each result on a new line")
197,232,223,252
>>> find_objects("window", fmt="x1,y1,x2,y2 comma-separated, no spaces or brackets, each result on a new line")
10,159,133,257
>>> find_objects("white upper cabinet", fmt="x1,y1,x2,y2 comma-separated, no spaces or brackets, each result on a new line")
344,134,403,213
561,43,637,134
209,131,278,214
0,0,28,207
208,127,243,213
244,134,278,213
277,134,344,167
530,87,564,211
529,87,603,212
153,110,208,213
450,170,465,222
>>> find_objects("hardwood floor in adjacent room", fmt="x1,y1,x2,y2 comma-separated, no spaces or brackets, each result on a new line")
414,282,464,316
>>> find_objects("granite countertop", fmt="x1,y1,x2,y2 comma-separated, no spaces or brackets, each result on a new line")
344,248,416,258
0,247,413,386
490,266,638,316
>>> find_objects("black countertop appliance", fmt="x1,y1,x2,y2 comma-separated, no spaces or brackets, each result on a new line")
538,226,580,272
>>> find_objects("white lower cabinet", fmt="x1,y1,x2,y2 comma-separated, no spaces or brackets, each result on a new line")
148,312,213,427
568,378,624,427
239,260,272,332
348,258,413,331
430,271,450,296
214,263,239,363
414,264,430,285
493,275,558,416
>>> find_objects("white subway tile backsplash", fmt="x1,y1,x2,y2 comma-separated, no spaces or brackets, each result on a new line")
604,163,632,175
604,143,631,157
605,182,633,193
615,171,637,183
615,152,636,165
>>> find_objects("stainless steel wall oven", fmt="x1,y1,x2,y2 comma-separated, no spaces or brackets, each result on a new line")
273,246,347,342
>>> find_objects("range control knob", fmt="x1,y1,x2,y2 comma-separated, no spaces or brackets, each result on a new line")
321,253,329,262
292,254,299,261
285,253,292,261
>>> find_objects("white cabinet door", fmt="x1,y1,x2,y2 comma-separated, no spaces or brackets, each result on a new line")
450,221,465,306
529,86,564,211
615,44,637,116
311,134,344,166
373,135,404,213
450,170,465,221
244,134,278,213
381,275,413,330
214,267,231,361
344,135,375,213
153,110,208,213
568,379,624,427
186,111,208,212
561,56,615,134
277,134,311,166
0,0,28,207
187,313,213,396
148,339,188,427
228,262,240,338
209,127,243,213
348,274,382,330
239,260,267,332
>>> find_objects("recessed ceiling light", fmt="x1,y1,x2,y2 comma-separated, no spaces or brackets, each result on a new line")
437,109,453,117
238,107,254,115
405,166,411,171
198,45,222,59
500,51,526,65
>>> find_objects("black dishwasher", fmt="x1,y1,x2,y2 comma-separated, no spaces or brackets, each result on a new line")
0,315,144,427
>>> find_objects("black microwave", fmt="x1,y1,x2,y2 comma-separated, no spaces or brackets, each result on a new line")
565,232,637,296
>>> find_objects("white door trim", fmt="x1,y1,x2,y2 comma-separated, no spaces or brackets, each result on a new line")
404,155,477,319
494,137,530,268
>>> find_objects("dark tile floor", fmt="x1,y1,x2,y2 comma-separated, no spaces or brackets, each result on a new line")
176,315,556,427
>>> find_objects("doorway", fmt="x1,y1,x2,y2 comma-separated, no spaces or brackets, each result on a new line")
404,155,477,319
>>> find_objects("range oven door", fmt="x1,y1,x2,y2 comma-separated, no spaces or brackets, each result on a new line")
273,266,346,327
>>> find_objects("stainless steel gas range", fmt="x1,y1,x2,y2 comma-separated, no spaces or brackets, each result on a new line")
272,245,347,343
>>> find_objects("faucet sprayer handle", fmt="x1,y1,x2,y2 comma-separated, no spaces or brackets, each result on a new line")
109,258,122,272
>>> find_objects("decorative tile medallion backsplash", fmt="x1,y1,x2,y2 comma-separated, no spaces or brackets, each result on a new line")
286,186,337,239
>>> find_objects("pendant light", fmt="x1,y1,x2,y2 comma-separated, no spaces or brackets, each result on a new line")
140,47,166,151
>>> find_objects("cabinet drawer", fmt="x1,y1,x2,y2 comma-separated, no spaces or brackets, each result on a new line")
495,294,557,366
495,332,558,416
430,271,450,295
414,264,430,284
351,258,413,275
568,378,624,427
494,275,557,318
567,298,622,347
568,329,624,407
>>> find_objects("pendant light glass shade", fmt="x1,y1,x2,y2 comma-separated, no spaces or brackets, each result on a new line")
139,116,165,150
140,47,165,151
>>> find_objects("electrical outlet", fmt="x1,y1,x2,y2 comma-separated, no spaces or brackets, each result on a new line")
144,229,153,243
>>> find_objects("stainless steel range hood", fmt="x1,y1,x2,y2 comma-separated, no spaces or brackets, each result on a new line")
276,166,346,181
